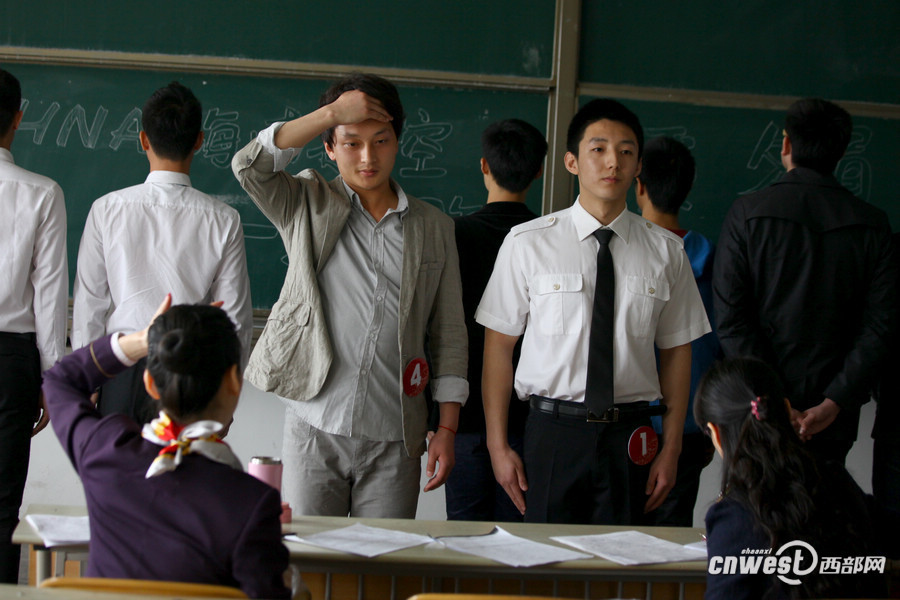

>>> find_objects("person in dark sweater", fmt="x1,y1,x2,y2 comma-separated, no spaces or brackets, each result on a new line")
696,357,885,599
43,296,291,599
444,119,546,521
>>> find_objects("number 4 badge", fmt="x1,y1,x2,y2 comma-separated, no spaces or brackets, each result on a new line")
403,358,430,397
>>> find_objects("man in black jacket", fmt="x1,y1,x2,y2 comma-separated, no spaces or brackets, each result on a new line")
713,98,895,464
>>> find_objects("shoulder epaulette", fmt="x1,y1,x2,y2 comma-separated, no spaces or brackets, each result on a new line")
510,214,560,236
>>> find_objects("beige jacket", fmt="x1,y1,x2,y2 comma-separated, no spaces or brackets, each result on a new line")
232,140,467,457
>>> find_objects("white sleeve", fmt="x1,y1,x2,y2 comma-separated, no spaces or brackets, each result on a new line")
210,213,254,368
655,246,712,349
31,183,68,371
256,122,303,172
474,232,530,337
72,204,112,350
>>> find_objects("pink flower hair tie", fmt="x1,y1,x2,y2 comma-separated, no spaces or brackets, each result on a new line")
750,397,762,421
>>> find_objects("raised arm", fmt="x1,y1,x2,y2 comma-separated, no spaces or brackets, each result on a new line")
273,89,393,150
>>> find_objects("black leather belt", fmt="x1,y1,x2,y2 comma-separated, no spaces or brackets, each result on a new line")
0,331,37,342
529,395,666,423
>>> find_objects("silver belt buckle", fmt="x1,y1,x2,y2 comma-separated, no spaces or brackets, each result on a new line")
587,407,618,423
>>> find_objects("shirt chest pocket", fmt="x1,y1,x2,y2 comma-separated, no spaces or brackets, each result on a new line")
625,276,670,338
530,274,583,336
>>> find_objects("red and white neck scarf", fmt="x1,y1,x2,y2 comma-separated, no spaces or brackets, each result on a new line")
141,411,243,478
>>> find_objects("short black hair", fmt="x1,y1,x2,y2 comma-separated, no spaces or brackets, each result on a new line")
0,68,22,137
319,73,405,147
566,98,643,158
146,304,241,420
784,98,852,175
141,81,202,161
638,136,695,215
481,119,548,193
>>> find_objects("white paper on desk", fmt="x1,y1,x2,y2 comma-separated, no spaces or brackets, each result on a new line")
552,530,707,566
436,526,591,568
683,540,707,554
287,523,432,558
25,514,90,547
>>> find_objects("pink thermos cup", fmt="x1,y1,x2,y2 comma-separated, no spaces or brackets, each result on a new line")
248,456,283,491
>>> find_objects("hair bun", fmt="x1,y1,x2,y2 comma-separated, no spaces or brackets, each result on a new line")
156,329,199,374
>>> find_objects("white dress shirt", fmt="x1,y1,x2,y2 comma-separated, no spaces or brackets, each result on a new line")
72,170,253,366
0,148,68,371
476,199,711,404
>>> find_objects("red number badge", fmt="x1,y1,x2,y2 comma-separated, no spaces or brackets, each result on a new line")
627,425,659,465
403,358,429,397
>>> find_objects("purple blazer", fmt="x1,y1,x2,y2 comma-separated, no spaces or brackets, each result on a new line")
43,335,290,599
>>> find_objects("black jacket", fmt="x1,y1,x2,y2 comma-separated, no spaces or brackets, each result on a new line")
713,167,896,442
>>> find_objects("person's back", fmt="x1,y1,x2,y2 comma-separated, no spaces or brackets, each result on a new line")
697,358,885,599
713,98,895,463
76,179,249,343
72,82,252,423
45,301,290,598
446,119,545,522
0,67,67,583
636,136,719,526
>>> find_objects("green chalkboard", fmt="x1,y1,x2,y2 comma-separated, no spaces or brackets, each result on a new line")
0,0,556,79
9,64,548,308
580,0,900,104
584,98,900,240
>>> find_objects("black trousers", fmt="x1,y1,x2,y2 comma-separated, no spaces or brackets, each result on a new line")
97,358,157,425
0,333,41,583
523,407,654,525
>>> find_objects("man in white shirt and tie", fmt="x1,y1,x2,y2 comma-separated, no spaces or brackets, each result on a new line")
477,99,710,525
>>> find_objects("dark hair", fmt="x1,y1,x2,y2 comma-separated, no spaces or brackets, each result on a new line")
784,98,852,175
638,136,695,215
481,119,548,193
695,358,877,598
319,73,404,147
146,305,241,420
0,68,22,136
566,98,643,158
141,81,202,161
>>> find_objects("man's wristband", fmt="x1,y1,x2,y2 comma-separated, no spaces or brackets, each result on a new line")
438,425,456,435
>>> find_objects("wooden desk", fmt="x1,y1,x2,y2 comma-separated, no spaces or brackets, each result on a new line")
15,505,708,599
0,582,241,600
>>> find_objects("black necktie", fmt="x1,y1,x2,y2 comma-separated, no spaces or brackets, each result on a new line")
585,228,615,418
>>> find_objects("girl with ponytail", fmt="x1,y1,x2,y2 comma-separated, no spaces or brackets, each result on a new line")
695,357,884,599
43,296,291,598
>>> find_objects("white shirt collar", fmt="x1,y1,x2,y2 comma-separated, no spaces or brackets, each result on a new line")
572,196,632,244
0,148,14,165
145,170,192,187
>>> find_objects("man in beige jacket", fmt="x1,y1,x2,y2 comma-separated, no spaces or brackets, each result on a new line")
233,73,467,518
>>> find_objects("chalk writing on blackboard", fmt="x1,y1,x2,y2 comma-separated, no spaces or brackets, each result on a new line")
740,122,873,201
56,105,109,149
202,108,241,168
399,108,452,178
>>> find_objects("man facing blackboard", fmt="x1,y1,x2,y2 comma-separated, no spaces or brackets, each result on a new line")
72,82,253,424
0,67,68,584
232,74,467,518
713,98,896,464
